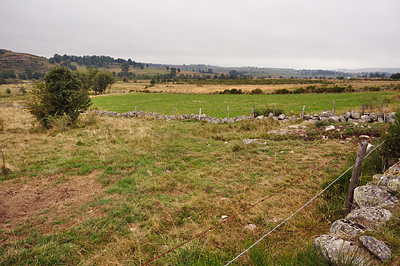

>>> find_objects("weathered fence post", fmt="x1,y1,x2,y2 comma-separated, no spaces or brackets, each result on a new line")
362,103,365,116
199,108,201,120
345,141,368,215
117,107,118,113
332,100,336,116
273,106,275,116
135,106,137,112
383,101,386,122
227,106,230,119
251,108,254,119
302,105,305,119
174,108,176,118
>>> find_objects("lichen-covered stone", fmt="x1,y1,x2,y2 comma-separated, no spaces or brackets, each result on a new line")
359,236,391,262
387,178,400,192
351,111,361,119
354,185,398,208
385,161,400,176
314,234,369,265
330,219,369,237
374,175,400,186
346,207,392,227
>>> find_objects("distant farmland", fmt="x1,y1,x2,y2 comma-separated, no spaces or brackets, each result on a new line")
92,91,399,118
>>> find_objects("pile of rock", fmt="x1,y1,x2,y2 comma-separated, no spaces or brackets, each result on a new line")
90,110,397,125
303,110,397,124
314,161,400,265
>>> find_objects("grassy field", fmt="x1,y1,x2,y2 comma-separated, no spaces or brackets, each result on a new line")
0,105,375,265
92,91,400,118
1,103,398,265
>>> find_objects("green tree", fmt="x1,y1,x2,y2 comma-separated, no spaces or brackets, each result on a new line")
390,73,400,79
26,67,92,128
121,62,129,76
170,68,177,78
92,71,115,94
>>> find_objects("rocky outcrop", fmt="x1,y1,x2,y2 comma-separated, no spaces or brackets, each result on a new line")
314,161,400,265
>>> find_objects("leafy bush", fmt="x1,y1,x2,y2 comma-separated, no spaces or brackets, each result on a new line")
26,67,92,128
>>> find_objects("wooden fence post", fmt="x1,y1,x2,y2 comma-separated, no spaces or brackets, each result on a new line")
174,108,176,118
345,141,368,215
135,106,137,112
227,106,230,119
362,103,365,115
199,108,201,120
117,107,118,113
302,105,305,119
383,101,386,122
332,100,336,116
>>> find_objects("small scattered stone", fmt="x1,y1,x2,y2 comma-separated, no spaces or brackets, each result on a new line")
221,215,228,219
325,125,335,131
146,170,152,176
244,224,257,231
359,135,369,139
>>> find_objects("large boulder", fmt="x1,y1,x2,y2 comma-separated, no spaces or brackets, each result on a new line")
359,236,392,262
329,219,369,238
344,111,351,119
345,207,392,227
314,235,369,265
354,185,398,208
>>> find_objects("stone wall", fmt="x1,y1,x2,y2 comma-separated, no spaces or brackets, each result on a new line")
314,161,400,265
91,110,397,124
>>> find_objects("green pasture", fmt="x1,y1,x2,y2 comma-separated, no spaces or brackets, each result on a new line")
92,91,399,118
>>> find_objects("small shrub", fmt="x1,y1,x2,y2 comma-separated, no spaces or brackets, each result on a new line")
250,88,263,94
254,106,284,117
5,88,11,94
315,120,330,128
275,88,290,94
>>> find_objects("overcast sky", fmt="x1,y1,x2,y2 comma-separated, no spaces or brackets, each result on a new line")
1,0,399,69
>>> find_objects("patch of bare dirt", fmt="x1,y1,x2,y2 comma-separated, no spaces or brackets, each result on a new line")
0,170,104,243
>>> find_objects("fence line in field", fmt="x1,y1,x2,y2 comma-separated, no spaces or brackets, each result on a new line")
224,142,384,265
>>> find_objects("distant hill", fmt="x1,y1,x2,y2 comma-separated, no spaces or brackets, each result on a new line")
338,68,400,74
0,49,50,73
